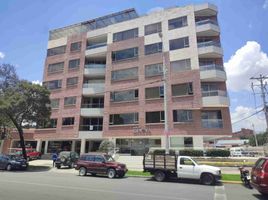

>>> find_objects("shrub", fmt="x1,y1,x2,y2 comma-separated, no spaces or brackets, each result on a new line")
206,149,230,157
152,149,176,155
179,150,204,157
98,140,115,153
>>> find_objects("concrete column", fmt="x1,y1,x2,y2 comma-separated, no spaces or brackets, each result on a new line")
0,140,4,154
80,139,86,154
44,141,49,154
36,140,42,152
193,136,204,150
71,140,76,152
161,136,166,148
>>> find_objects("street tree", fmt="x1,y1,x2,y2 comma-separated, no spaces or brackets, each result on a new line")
0,64,51,159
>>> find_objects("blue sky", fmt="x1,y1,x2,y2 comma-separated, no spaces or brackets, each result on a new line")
0,0,268,132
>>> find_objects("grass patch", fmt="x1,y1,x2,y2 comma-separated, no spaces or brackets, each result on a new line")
126,170,150,177
198,161,254,167
222,174,241,182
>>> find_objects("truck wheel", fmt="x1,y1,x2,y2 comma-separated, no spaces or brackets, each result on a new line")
56,165,61,169
154,170,166,182
107,168,116,179
201,173,215,185
79,167,87,176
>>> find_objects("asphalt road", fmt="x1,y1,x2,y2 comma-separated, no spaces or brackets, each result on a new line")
0,170,266,200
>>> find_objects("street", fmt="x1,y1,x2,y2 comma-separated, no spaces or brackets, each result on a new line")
0,170,266,200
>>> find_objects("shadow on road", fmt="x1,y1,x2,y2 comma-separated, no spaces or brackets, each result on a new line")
252,194,268,200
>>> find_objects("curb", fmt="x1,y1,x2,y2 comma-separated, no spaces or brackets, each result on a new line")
221,180,241,184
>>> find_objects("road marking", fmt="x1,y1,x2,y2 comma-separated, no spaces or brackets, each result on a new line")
0,180,190,200
214,186,227,200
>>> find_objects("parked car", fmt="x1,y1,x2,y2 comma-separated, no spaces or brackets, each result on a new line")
55,151,79,169
9,148,42,161
0,154,28,171
143,152,221,185
251,157,268,196
75,152,128,178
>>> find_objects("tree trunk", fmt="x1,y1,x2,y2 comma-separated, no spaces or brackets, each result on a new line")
17,126,27,160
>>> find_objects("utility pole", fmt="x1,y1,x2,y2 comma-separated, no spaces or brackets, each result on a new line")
159,32,169,154
252,124,258,147
251,74,268,144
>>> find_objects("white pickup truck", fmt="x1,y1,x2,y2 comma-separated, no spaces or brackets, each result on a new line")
143,153,221,185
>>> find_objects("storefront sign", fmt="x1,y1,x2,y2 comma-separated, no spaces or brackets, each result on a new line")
133,126,151,135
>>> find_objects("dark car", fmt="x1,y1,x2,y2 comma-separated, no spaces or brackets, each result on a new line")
55,151,79,169
0,154,28,171
251,157,268,196
75,153,128,178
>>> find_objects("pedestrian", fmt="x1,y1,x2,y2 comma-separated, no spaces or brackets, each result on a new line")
52,152,58,167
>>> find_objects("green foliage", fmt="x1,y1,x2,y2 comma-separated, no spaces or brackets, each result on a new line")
179,150,204,157
206,149,230,157
249,132,268,146
98,140,115,153
152,149,176,155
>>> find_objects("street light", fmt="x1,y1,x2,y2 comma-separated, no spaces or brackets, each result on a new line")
158,32,169,154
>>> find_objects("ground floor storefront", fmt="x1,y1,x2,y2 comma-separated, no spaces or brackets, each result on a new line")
1,135,226,156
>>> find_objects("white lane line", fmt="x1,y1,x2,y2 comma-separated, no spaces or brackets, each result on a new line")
0,180,190,200
214,186,227,200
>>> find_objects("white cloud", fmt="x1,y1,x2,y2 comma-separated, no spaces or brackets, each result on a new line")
231,106,266,133
263,0,268,9
224,41,268,91
147,7,164,15
32,80,42,85
0,51,5,59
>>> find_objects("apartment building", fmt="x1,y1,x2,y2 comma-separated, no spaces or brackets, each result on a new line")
1,3,232,156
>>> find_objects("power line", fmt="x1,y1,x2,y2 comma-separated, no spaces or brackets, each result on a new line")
232,108,263,125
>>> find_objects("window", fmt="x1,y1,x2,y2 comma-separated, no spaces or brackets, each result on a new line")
145,86,164,99
111,67,138,82
70,42,81,52
109,113,138,125
80,118,103,131
172,83,193,96
169,37,189,50
112,47,138,62
49,119,58,128
68,59,80,69
47,62,64,74
201,110,223,128
171,59,191,72
47,45,66,57
62,117,75,126
145,22,162,35
168,16,187,30
145,63,163,77
173,110,193,122
110,89,138,102
44,80,62,90
180,157,194,165
145,42,162,55
50,99,60,109
66,77,78,87
113,28,138,42
94,156,105,163
184,137,193,148
146,111,165,123
64,96,76,106
86,155,94,161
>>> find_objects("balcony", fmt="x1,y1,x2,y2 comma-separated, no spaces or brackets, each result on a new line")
85,43,107,56
200,64,226,81
198,41,223,58
82,83,105,96
202,119,223,129
84,64,106,77
194,3,218,16
202,90,230,107
80,102,104,117
196,19,220,37
78,126,103,139
79,124,103,131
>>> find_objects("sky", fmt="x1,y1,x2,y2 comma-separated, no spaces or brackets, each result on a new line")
0,0,268,132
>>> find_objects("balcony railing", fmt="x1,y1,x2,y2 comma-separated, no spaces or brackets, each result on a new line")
81,103,104,108
200,64,224,71
202,90,227,97
84,64,106,69
202,119,223,128
196,19,218,26
86,43,107,50
83,83,104,88
80,125,103,131
197,41,221,48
